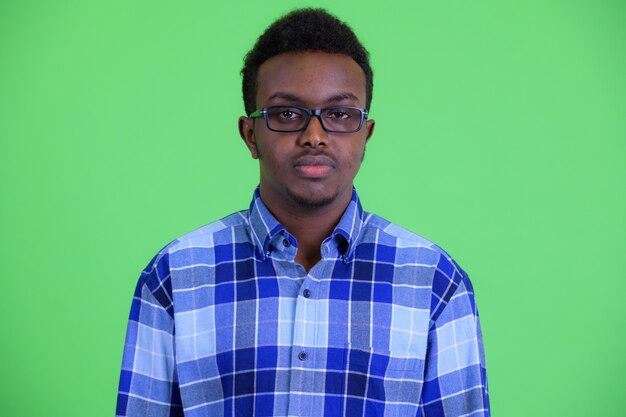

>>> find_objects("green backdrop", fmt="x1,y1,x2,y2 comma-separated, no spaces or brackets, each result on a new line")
1,0,625,416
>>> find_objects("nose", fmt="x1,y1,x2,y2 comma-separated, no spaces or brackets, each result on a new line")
297,114,328,148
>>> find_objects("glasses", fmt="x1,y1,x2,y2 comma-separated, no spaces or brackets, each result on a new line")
249,105,369,133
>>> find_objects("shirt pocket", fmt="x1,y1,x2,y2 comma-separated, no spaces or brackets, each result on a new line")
345,344,423,415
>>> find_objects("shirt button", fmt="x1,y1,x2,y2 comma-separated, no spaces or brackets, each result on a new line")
303,289,311,298
298,351,308,361
282,238,290,247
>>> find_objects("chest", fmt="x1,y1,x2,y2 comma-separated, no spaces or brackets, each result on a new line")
171,255,433,360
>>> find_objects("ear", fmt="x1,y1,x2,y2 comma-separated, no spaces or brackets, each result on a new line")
238,116,259,159
364,119,375,144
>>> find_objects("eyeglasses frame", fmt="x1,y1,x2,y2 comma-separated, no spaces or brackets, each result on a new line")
248,105,369,134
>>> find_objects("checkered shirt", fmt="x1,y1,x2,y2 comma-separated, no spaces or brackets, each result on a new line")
117,188,490,416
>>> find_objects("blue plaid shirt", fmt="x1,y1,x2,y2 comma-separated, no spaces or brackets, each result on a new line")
117,188,490,417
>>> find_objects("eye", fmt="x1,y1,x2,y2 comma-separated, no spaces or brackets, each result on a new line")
267,107,305,125
327,110,351,120
279,110,300,120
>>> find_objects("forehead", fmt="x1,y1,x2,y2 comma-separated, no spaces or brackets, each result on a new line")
256,51,367,107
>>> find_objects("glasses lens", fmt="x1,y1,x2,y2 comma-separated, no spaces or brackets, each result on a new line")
322,107,363,132
266,107,307,131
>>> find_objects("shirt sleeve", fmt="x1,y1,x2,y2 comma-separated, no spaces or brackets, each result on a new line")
116,252,183,417
420,272,490,417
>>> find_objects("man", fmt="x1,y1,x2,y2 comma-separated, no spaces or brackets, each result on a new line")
117,8,490,417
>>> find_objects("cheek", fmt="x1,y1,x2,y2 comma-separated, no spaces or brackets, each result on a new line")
349,144,367,167
257,140,289,169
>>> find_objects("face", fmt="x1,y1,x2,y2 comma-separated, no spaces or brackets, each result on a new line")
239,51,375,212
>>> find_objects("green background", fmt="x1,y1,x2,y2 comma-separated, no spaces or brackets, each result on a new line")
1,0,624,416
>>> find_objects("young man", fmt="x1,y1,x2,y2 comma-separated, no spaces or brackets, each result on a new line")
117,8,490,417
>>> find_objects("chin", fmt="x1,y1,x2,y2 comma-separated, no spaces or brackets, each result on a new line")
286,187,339,209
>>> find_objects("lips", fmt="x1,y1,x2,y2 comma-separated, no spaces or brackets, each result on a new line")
293,155,335,178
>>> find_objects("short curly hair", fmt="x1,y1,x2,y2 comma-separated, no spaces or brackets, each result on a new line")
241,8,373,116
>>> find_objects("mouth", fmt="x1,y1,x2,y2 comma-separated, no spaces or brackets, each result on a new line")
293,155,335,178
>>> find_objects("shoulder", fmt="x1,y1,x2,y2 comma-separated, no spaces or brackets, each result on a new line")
138,211,249,285
167,210,249,252
360,212,469,320
360,212,460,265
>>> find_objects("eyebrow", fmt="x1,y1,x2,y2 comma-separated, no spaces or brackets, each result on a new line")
266,92,302,103
266,92,360,105
325,92,360,103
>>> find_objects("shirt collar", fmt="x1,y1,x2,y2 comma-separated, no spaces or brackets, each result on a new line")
247,187,365,261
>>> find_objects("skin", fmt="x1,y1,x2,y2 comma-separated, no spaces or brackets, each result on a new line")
239,51,375,270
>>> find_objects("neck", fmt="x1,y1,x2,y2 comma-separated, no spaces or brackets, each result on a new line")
260,188,352,271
